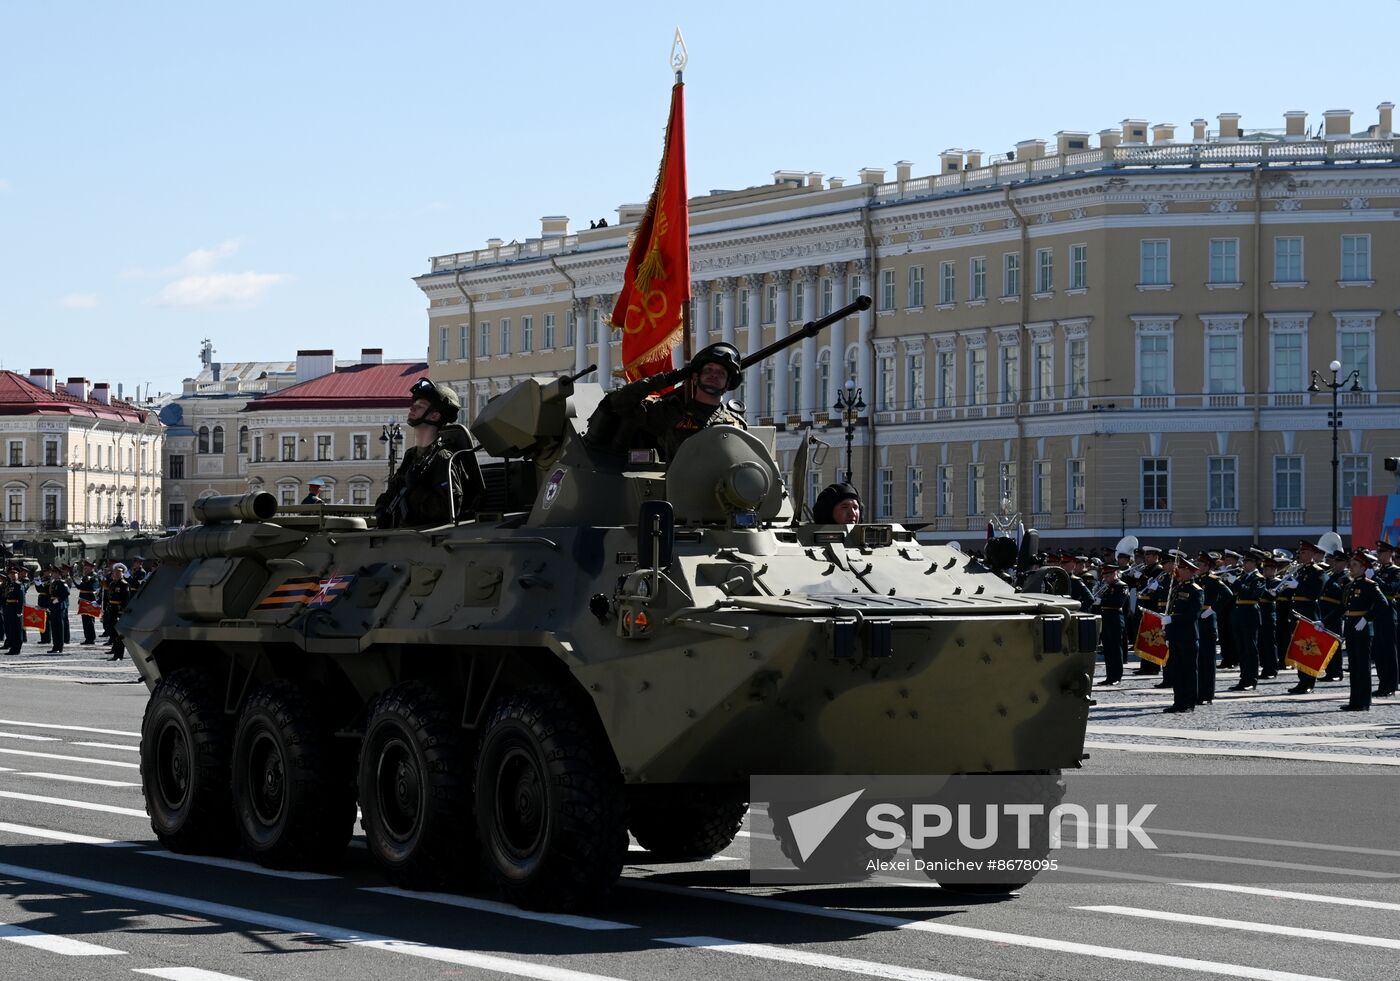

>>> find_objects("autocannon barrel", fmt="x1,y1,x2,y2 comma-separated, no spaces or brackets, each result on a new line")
740,294,872,370
193,491,278,524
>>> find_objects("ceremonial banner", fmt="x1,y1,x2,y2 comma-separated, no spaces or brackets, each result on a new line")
22,606,47,632
1284,617,1341,679
1133,609,1169,666
78,599,102,618
609,81,690,381
1350,494,1400,549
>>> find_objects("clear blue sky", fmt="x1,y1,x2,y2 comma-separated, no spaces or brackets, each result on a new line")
2,0,1394,399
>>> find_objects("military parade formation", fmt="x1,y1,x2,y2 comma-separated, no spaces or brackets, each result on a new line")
1,557,149,660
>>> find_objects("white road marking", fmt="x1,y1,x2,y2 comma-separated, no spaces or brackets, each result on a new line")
139,850,338,881
662,935,988,981
0,673,141,683
1083,740,1400,767
1085,724,1399,747
16,771,142,788
1180,882,1400,912
1081,905,1400,950
0,820,141,847
0,731,60,742
0,922,125,955
0,790,147,817
71,741,141,752
1163,852,1400,878
0,746,139,769
625,879,1349,981
1057,816,1400,859
0,862,633,981
135,969,255,981
362,886,636,930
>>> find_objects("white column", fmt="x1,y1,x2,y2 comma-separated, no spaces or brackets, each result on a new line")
595,293,612,388
692,281,711,356
799,266,821,420
856,259,874,410
717,276,737,349
572,297,589,376
743,273,765,421
772,270,792,418
826,261,848,412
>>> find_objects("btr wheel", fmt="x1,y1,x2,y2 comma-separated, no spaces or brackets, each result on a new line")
231,682,355,870
359,681,473,888
630,792,748,860
475,686,626,911
140,669,235,854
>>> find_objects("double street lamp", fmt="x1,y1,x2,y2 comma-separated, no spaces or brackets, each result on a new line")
1308,359,1363,534
833,378,865,484
379,422,404,477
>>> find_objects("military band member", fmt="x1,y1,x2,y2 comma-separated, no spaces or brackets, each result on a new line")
1094,563,1130,686
1259,557,1281,678
103,563,132,660
1067,555,1095,613
45,568,70,654
33,572,51,648
2,568,24,655
1372,541,1399,698
1160,556,1205,713
1229,548,1268,690
1320,550,1349,681
1195,553,1232,705
1341,551,1389,712
1133,545,1166,677
1216,549,1241,669
1286,541,1328,694
75,561,101,645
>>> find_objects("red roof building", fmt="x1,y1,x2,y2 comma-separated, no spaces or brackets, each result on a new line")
241,360,428,412
0,370,149,424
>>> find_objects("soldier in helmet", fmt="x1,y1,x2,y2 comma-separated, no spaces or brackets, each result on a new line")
813,482,862,524
375,378,483,528
587,342,747,461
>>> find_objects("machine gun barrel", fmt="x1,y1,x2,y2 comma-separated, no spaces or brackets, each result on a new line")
740,294,872,370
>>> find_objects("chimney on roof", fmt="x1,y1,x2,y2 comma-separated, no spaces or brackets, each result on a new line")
1151,123,1176,144
65,377,91,401
27,368,56,393
539,216,569,239
1378,102,1395,138
211,362,221,383
182,378,197,396
964,149,983,170
804,171,823,188
485,237,504,249
1191,118,1209,143
1120,119,1148,144
92,383,111,405
894,160,913,182
827,176,845,188
296,349,335,384
1054,132,1089,156
940,149,964,174
1014,139,1046,161
1284,111,1307,141
361,348,384,365
1323,109,1352,140
858,166,886,184
1099,129,1121,150
1217,113,1241,142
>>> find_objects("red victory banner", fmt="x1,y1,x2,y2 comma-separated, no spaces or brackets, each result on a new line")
1133,609,1170,667
609,80,690,382
1284,618,1342,679
22,606,47,632
78,599,102,618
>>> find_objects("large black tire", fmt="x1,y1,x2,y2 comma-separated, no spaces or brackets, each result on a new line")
140,669,235,854
230,681,355,870
769,800,879,881
630,794,748,860
359,681,473,889
475,686,626,911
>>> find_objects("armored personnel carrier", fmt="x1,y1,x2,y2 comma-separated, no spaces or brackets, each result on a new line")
125,297,1095,910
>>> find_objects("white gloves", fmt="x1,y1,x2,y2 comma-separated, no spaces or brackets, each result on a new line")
1356,617,1368,631
1281,577,1299,589
1159,614,1172,626
1200,608,1214,619
1147,578,1160,591
1365,569,1376,579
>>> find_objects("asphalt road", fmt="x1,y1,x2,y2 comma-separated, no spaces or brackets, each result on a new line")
1,648,1398,981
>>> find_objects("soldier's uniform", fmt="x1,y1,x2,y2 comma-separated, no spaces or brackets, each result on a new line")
33,575,50,647
1163,567,1205,713
1342,554,1389,711
1320,556,1349,680
1094,571,1130,686
45,574,70,654
1195,567,1233,704
1258,565,1280,678
1287,552,1328,694
75,567,101,645
3,575,25,654
1230,555,1267,689
375,422,481,528
1216,550,1240,669
1371,552,1399,697
1133,555,1166,676
104,576,132,661
1068,570,1095,614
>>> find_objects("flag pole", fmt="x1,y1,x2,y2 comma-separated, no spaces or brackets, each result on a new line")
672,28,691,363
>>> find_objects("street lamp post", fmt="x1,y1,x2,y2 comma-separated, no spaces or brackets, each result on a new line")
832,378,865,484
379,422,404,478
1120,498,1128,538
1309,359,1363,534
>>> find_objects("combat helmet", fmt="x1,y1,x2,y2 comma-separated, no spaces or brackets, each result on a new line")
689,343,743,392
409,377,462,423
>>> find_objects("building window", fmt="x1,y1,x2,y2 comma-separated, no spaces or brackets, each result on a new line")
1341,455,1370,508
521,316,533,352
1067,459,1085,513
1207,334,1240,393
790,359,801,416
969,347,987,405
1208,457,1237,511
791,280,805,319
970,257,987,301
279,484,298,507
1069,244,1088,289
1138,335,1169,396
350,483,370,506
238,426,248,454
936,349,955,408
877,468,893,519
938,261,955,304
1274,456,1303,511
543,313,556,349
168,455,185,479
211,426,224,454
252,436,263,463
565,311,576,346
1067,338,1087,398
848,272,862,302
500,318,511,355
877,354,895,411
907,266,925,308
316,434,332,461
1032,341,1054,400
907,352,925,408
1140,239,1170,285
169,503,185,526
936,465,953,517
6,488,21,523
737,287,749,327
438,326,449,361
197,426,210,454
1035,248,1053,294
1002,253,1021,297
478,321,491,358
879,269,896,311
999,461,1017,506
907,467,924,518
1032,460,1052,513
1141,458,1169,511
764,284,776,323
1273,236,1303,282
1340,330,1372,388
1272,331,1304,392
820,277,833,316
999,345,1019,404
44,440,59,467
459,324,470,360
1208,238,1239,284
761,363,774,417
1341,234,1370,281
968,463,985,516
352,434,368,460
281,435,296,462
